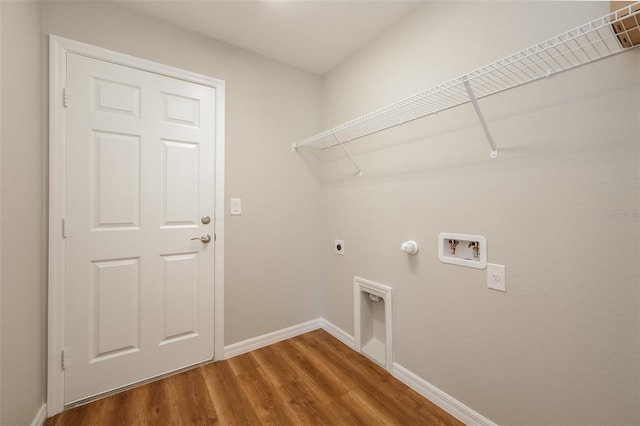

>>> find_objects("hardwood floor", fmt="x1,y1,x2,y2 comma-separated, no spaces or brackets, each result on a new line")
46,329,464,425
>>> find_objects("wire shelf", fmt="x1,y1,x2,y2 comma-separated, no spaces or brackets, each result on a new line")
293,2,640,152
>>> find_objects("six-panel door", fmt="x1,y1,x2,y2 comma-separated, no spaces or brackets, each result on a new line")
64,53,216,403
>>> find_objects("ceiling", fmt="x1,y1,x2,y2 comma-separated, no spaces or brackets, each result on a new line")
114,0,423,75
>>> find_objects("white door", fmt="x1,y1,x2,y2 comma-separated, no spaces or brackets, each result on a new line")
64,53,216,404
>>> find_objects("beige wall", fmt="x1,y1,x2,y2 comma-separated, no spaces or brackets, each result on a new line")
2,1,639,424
2,0,324,423
320,2,640,425
1,2,3,419
40,0,325,346
1,1,46,424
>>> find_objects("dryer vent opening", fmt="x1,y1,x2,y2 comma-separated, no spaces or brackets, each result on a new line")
354,277,393,372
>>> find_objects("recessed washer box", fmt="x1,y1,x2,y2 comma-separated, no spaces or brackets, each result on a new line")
438,232,487,269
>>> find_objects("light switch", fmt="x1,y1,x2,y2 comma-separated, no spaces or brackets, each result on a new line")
230,198,242,215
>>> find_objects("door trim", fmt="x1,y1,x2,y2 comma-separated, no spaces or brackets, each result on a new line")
47,35,225,417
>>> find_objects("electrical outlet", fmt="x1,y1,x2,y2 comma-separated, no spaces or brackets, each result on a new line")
335,240,345,256
487,263,506,292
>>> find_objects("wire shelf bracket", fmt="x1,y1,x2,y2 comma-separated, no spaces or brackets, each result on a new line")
333,134,363,176
292,2,640,174
463,78,498,159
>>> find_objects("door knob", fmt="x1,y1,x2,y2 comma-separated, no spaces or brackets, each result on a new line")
191,234,212,244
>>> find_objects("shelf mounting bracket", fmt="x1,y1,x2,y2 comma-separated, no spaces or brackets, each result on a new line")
463,78,498,159
333,133,363,176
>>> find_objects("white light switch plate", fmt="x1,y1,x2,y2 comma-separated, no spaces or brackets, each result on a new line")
230,198,242,215
487,263,506,292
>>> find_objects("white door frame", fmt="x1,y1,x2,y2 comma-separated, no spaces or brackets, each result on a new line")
47,35,225,417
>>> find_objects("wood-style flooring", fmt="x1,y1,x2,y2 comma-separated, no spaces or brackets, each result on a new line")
45,329,464,425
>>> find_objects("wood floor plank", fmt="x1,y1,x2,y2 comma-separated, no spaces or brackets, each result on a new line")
200,361,262,425
46,329,464,426
338,390,397,426
235,366,298,426
165,368,219,425
293,331,463,426
251,343,301,388
103,385,144,425
227,351,260,376
321,391,383,426
139,378,174,425
277,379,335,425
288,330,461,426
277,338,350,404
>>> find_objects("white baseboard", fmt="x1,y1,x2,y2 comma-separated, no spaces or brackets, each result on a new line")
392,363,497,426
224,318,323,359
317,318,355,349
30,403,47,426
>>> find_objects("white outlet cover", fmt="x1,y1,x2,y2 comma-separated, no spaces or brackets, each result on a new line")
487,263,506,292
335,240,345,255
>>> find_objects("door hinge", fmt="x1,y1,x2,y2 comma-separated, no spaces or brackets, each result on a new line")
63,88,69,107
62,218,67,239
61,349,67,370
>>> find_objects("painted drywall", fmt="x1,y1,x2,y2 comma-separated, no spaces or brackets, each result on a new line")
3,0,325,422
3,1,638,424
40,0,324,348
1,1,3,420
319,2,640,425
0,1,46,425
0,0,2,419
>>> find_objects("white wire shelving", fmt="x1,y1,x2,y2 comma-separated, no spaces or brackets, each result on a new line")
292,2,640,175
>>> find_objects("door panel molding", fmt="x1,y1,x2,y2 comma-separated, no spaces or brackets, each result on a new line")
48,35,225,417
